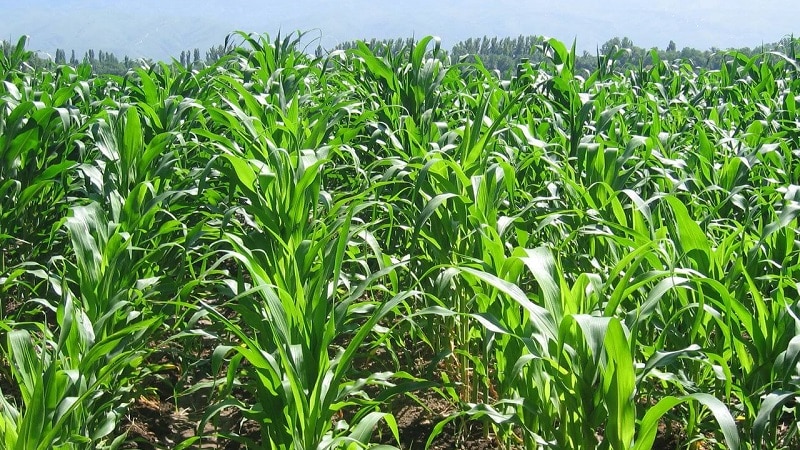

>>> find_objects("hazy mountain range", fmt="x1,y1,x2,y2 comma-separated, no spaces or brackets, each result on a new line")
2,0,797,61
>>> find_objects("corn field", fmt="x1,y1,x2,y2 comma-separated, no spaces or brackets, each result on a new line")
1,32,799,449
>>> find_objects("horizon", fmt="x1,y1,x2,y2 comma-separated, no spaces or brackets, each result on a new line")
1,1,798,61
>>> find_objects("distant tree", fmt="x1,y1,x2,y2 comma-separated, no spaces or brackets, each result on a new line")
601,37,635,55
70,49,77,65
206,44,228,63
667,40,677,53
193,48,200,64
450,34,549,75
180,50,186,66
55,48,65,64
514,35,526,56
777,35,797,56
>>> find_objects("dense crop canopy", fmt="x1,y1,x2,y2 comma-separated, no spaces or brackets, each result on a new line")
0,32,798,449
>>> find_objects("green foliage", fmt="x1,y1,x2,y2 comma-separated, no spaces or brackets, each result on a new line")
1,32,799,450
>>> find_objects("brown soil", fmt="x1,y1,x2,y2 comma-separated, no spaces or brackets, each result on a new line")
115,328,508,449
387,392,504,450
4,297,794,449
120,386,504,450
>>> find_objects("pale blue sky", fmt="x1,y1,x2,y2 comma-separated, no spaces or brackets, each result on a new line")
1,1,797,61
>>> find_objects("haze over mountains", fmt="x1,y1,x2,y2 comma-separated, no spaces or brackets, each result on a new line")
2,0,797,61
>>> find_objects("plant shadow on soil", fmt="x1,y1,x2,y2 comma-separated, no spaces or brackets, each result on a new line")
115,329,691,450
117,367,691,450
0,298,757,449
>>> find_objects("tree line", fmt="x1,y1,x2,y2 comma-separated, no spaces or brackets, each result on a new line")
0,39,239,76
333,34,799,75
4,33,798,77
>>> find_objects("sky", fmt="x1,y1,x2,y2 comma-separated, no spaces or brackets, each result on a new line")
1,1,797,61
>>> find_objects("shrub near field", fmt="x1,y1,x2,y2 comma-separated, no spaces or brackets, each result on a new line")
0,32,799,449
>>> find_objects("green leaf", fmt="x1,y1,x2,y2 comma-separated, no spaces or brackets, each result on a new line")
602,319,636,450
753,391,797,446
347,411,399,447
516,246,564,319
665,196,710,270
460,267,557,346
634,394,739,450
8,330,40,404
638,344,702,384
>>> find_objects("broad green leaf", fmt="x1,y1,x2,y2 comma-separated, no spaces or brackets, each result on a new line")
665,195,710,270
634,394,739,450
